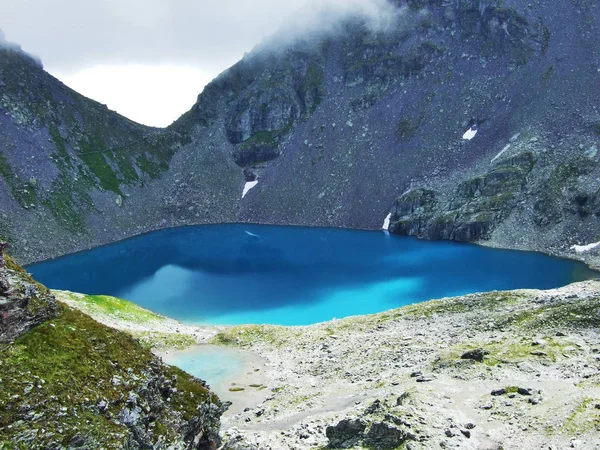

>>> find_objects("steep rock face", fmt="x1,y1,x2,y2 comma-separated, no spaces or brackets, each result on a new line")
0,243,57,342
0,43,241,263
389,152,536,241
0,0,599,267
0,250,226,448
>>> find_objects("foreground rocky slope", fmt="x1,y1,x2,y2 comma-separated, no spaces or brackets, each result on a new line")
213,281,600,449
1,0,599,266
0,245,226,449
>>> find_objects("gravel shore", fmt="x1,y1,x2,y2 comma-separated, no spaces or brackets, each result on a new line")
57,282,600,449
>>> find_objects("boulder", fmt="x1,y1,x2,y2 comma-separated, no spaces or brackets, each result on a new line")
326,418,367,449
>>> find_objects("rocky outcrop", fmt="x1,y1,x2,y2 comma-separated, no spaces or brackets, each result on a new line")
389,152,535,242
0,251,227,449
0,243,57,342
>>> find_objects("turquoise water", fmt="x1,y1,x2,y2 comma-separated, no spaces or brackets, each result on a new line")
28,224,597,325
161,346,244,387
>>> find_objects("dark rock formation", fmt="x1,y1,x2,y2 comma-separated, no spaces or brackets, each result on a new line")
0,243,57,343
461,348,488,363
363,422,411,450
326,418,367,448
389,152,536,242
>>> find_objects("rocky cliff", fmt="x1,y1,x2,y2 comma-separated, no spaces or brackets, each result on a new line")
0,244,226,449
1,0,599,266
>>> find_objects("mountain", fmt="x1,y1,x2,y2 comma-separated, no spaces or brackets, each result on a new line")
1,0,599,266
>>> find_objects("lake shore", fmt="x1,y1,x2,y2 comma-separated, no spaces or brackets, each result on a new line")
57,282,600,449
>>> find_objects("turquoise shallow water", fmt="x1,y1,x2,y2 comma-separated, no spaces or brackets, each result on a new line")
28,224,598,325
161,346,244,386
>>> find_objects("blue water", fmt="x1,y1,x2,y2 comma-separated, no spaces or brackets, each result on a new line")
28,224,597,326
161,346,245,387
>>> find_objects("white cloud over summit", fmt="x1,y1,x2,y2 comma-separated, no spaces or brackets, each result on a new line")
0,0,398,126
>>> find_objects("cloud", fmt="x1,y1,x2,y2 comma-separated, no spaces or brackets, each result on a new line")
0,1,401,126
0,0,400,74
0,28,43,68
263,0,405,51
53,64,212,127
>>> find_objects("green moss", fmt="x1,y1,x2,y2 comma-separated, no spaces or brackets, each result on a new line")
440,336,575,367
164,365,217,421
79,152,122,195
55,292,163,324
228,387,245,392
0,303,214,447
0,218,12,243
49,127,69,160
497,299,600,330
239,130,278,150
301,63,325,113
41,177,91,234
396,112,425,140
564,398,600,434
211,325,300,348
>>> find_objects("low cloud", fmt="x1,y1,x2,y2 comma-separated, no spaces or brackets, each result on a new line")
0,28,43,68
264,0,405,51
0,0,400,75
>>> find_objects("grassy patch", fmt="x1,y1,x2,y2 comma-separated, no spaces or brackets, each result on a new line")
562,398,600,435
54,291,163,324
438,336,576,367
239,130,278,150
210,325,300,348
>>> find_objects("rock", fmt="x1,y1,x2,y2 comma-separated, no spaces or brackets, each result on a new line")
0,248,58,343
491,389,507,396
115,195,123,207
517,387,534,396
460,429,471,438
326,418,367,448
363,422,411,450
460,348,488,362
365,399,382,414
529,394,543,405
396,392,410,406
222,436,260,450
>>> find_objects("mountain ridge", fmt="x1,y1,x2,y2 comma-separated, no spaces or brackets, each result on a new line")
0,0,599,268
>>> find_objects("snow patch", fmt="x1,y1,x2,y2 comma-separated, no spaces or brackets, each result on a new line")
571,242,600,254
463,127,478,140
491,144,511,164
382,213,392,231
242,181,258,199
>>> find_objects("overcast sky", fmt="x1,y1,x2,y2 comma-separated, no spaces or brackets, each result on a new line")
1,0,396,127
0,0,311,126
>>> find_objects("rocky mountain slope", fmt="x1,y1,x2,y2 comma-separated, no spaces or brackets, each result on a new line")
0,244,226,449
1,0,599,266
